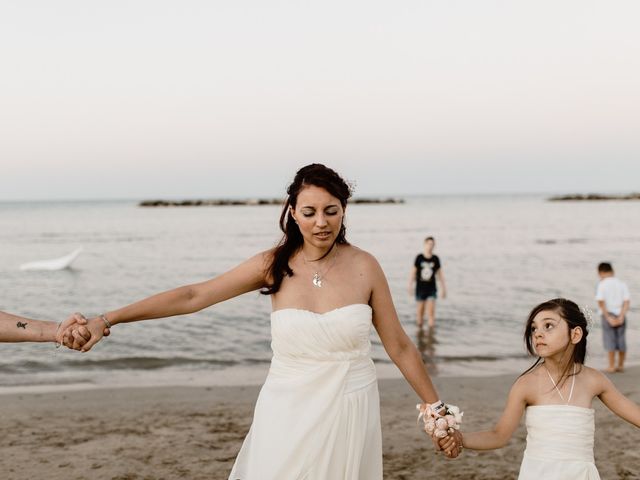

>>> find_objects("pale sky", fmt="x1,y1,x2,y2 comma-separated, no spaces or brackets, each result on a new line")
1,1,638,200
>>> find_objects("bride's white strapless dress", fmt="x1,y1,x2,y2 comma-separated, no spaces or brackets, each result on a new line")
518,405,600,480
228,303,383,480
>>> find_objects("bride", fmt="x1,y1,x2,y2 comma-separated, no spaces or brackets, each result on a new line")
64,164,460,479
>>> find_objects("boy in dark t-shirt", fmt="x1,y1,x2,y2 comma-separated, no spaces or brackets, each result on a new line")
408,236,446,328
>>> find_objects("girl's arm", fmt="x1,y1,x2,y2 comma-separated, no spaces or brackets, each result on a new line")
597,371,640,427
369,254,439,403
462,377,528,450
78,251,270,351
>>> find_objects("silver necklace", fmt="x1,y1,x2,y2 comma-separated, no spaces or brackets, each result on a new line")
302,246,339,288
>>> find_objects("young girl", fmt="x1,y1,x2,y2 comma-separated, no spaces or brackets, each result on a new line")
445,298,640,479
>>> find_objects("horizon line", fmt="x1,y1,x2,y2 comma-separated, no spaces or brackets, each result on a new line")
1,189,638,203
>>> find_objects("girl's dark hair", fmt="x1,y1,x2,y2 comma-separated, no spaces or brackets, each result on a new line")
261,164,351,295
521,298,589,385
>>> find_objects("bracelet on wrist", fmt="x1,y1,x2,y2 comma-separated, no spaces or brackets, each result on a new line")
99,314,111,329
416,401,464,441
431,400,446,414
54,322,62,349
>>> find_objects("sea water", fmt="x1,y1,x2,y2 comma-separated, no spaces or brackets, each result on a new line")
1,195,638,391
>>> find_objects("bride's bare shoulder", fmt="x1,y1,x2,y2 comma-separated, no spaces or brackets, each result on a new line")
340,245,385,281
341,245,378,265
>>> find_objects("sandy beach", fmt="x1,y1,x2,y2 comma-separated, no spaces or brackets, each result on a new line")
1,367,638,480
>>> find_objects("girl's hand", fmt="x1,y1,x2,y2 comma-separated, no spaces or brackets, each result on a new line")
438,431,462,458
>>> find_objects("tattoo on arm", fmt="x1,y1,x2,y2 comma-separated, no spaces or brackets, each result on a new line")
17,322,27,329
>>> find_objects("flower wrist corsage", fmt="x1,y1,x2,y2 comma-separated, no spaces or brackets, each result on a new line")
416,401,463,441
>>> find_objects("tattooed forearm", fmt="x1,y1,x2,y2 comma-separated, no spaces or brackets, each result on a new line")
17,321,28,329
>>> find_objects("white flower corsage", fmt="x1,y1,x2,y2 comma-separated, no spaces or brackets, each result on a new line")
417,402,463,440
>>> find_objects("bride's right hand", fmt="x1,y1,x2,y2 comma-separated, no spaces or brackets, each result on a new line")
78,317,110,352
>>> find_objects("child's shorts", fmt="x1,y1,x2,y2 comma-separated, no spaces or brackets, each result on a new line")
602,314,627,352
416,290,437,302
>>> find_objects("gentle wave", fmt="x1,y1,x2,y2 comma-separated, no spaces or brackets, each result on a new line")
0,356,272,374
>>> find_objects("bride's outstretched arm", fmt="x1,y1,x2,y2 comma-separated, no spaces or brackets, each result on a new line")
75,251,270,351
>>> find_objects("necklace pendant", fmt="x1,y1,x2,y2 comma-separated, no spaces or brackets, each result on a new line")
312,272,322,288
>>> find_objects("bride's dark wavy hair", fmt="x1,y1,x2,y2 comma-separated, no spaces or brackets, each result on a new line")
261,164,351,295
520,298,589,387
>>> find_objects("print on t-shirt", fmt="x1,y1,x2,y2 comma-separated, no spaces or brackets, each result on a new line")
414,254,440,294
420,261,434,282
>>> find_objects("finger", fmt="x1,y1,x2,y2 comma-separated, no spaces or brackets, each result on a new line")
81,335,101,352
446,444,459,457
72,337,84,351
63,330,75,348
70,330,87,348
66,313,86,328
103,328,111,337
72,330,89,347
441,438,455,450
58,313,87,341
76,326,91,341
438,437,452,449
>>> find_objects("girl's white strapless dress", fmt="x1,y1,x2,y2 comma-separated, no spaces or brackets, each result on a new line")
518,405,600,480
228,303,383,480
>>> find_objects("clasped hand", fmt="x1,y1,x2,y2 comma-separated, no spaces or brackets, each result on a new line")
56,313,110,351
606,314,624,327
436,430,463,458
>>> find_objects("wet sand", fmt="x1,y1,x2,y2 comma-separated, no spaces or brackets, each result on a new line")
1,367,638,480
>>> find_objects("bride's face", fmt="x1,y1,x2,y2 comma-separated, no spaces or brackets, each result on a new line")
291,185,344,251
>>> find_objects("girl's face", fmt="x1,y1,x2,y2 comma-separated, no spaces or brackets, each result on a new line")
529,309,579,358
291,185,344,250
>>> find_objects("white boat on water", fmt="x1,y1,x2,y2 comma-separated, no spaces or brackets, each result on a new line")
19,247,83,271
